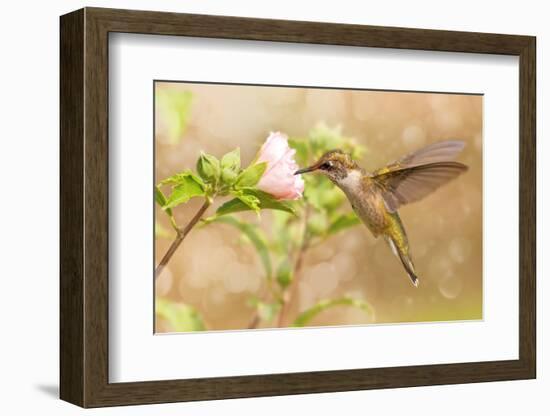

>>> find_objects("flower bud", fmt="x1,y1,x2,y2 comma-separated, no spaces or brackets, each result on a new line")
196,152,220,184
220,148,241,185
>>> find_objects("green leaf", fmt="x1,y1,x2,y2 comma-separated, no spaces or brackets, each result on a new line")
210,216,272,278
272,209,292,228
292,297,373,327
227,189,262,213
155,185,167,206
271,210,294,254
309,123,343,158
155,186,179,231
238,193,261,212
163,175,205,209
305,175,344,213
159,170,205,188
155,298,206,332
288,138,310,166
303,176,325,211
196,152,221,184
327,212,361,235
276,259,293,288
306,122,367,162
156,89,193,145
319,187,346,212
236,162,267,187
346,140,367,160
307,211,328,236
213,189,295,218
155,186,173,217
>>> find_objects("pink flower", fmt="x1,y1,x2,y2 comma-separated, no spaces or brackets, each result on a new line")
256,132,305,200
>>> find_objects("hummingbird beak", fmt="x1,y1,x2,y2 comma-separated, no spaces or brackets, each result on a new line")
294,164,320,175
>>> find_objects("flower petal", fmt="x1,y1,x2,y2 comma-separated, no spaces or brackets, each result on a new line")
256,132,304,200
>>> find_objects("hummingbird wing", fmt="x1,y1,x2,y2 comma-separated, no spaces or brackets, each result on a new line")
372,140,468,212
379,140,466,170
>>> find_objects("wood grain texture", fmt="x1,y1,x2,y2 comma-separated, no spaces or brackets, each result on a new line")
59,8,84,406
83,9,110,406
518,38,536,376
59,7,536,408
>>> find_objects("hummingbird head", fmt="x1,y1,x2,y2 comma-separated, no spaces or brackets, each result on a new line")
294,149,359,183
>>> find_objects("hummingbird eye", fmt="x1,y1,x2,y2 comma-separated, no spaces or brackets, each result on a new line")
320,161,334,170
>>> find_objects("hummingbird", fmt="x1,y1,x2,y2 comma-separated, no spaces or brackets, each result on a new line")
294,140,468,287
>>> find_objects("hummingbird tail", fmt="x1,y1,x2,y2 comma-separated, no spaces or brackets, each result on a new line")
387,236,419,287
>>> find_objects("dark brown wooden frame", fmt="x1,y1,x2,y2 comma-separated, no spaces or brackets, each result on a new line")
60,7,536,408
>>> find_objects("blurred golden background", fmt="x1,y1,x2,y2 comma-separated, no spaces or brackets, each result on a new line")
155,81,482,332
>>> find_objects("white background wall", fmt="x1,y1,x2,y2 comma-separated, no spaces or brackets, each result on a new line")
0,0,545,414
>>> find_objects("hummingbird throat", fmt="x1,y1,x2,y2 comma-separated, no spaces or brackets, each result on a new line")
337,169,363,192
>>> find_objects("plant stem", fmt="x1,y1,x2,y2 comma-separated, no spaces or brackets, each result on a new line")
247,314,261,329
247,276,278,329
155,199,211,279
277,206,310,327
247,287,266,329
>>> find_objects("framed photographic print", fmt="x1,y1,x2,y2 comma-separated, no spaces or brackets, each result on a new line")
60,7,536,408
